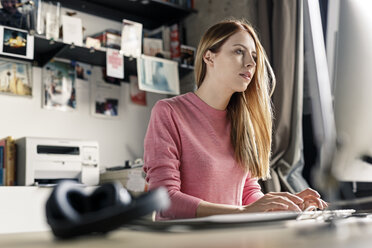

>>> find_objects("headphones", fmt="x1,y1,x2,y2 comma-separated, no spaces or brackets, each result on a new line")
45,180,170,239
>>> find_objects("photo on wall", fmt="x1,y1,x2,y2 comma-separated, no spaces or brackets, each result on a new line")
129,75,146,106
90,66,120,119
0,58,32,97
121,19,142,58
42,59,76,111
73,61,92,81
137,55,180,95
0,26,34,59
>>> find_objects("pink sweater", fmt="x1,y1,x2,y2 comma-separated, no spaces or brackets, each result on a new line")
144,92,264,219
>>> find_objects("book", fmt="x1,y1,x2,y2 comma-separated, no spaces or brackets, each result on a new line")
170,24,181,61
0,136,15,186
5,137,15,186
0,145,4,186
0,139,6,185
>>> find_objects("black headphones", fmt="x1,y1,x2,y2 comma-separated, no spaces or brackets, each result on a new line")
45,180,170,239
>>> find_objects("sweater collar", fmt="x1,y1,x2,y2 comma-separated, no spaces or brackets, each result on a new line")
187,92,227,119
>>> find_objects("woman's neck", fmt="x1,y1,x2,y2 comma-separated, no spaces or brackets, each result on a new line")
195,79,233,111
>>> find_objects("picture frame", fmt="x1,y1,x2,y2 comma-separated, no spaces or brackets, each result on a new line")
0,25,34,59
137,55,180,95
0,58,32,97
42,59,76,111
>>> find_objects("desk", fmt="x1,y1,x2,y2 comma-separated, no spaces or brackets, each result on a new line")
1,217,372,248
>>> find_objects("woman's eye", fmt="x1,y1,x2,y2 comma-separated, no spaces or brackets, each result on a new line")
235,49,244,55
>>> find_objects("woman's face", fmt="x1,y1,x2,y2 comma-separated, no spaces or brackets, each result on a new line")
206,30,257,93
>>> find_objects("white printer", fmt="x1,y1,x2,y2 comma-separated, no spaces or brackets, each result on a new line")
16,137,100,186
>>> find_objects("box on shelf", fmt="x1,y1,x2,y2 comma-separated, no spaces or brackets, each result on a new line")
88,29,121,49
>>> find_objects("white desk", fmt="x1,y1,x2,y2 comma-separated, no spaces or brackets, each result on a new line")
1,187,372,248
1,217,372,248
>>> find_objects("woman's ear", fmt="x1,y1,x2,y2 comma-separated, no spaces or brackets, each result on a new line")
203,50,215,67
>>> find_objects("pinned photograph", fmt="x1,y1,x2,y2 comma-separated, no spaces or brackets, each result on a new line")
121,19,142,58
0,26,34,59
42,59,76,111
130,75,146,106
143,38,163,57
180,45,196,68
0,58,32,97
91,66,120,119
138,55,180,95
74,61,92,81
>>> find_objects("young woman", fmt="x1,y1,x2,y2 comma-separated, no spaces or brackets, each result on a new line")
144,19,327,220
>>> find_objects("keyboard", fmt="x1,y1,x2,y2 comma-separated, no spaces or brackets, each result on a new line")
297,209,356,221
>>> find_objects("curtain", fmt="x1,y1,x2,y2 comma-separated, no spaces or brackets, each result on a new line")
256,0,308,193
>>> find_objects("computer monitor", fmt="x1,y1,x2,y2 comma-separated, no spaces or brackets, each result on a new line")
304,0,372,199
329,0,372,182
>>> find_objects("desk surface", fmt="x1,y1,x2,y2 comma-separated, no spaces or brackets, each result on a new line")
1,217,372,248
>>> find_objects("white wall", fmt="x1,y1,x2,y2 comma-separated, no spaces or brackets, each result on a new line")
0,6,166,169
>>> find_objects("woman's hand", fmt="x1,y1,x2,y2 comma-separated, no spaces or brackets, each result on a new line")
295,188,328,211
243,192,304,212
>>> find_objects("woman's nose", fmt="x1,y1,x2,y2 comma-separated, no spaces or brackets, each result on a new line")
244,55,256,68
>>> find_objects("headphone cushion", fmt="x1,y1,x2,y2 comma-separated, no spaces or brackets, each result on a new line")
46,180,170,239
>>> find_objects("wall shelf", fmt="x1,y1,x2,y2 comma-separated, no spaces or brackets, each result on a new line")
32,35,192,81
1,0,196,80
55,0,197,29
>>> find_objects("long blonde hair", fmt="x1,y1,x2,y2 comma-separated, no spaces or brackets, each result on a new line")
195,19,276,180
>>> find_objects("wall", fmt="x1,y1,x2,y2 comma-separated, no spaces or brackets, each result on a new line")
181,0,259,90
0,6,166,169
0,1,260,170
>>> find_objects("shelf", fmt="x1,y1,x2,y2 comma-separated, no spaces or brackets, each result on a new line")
32,36,193,81
33,36,138,80
55,0,197,29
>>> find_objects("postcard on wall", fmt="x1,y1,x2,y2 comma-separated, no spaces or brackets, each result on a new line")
0,26,34,59
62,15,83,46
90,66,120,118
138,55,180,95
42,59,76,111
0,58,32,97
120,19,142,58
45,2,60,40
106,48,124,79
129,75,146,106
180,45,196,68
74,61,92,81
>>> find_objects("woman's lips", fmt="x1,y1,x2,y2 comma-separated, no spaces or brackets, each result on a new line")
239,72,252,80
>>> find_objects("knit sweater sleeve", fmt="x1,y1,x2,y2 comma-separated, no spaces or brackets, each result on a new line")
143,100,201,219
242,174,264,205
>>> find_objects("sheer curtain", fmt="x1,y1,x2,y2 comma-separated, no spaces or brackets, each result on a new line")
256,0,308,193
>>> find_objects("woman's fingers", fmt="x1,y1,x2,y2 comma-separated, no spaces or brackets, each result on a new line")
296,188,321,199
265,194,302,212
262,202,289,212
302,195,328,210
268,192,304,205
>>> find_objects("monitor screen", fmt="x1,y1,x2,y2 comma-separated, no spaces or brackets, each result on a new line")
304,0,372,199
330,0,372,182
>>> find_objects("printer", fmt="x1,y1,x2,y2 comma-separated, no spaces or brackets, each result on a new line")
16,137,100,186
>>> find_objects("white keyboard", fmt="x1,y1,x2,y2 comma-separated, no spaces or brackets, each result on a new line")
297,209,356,221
